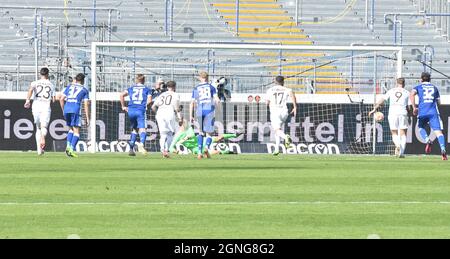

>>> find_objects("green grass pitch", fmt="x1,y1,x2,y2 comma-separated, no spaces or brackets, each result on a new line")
0,152,449,239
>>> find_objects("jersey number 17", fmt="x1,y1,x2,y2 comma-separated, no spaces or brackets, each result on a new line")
273,92,285,105
67,87,83,99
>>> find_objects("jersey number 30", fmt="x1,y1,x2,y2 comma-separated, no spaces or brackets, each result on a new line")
158,95,173,106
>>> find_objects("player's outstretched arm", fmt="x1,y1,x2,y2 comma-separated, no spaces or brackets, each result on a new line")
146,93,153,110
59,94,66,112
151,95,161,113
119,91,128,112
174,96,183,123
436,87,442,106
176,110,183,125
24,84,34,109
51,85,56,103
148,94,154,106
151,102,158,113
84,100,90,126
369,98,385,117
290,91,297,117
189,101,196,123
266,90,271,107
410,90,418,116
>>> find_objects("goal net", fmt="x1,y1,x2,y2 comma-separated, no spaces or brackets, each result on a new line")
85,42,402,155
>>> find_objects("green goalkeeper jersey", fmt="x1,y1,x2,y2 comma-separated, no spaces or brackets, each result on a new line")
169,127,197,153
169,127,237,154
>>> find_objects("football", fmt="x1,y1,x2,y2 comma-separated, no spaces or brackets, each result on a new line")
374,112,385,122
216,143,230,153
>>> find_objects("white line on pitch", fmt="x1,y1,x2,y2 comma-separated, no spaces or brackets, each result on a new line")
0,201,449,206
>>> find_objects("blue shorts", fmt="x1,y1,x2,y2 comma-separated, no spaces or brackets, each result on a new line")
197,111,215,134
64,113,82,127
418,114,443,131
129,110,147,129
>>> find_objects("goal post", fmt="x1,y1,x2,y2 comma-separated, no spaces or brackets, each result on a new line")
89,42,403,155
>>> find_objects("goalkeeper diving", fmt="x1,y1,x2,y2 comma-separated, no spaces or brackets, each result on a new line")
169,120,238,155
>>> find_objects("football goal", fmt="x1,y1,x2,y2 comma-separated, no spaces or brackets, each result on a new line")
86,42,403,155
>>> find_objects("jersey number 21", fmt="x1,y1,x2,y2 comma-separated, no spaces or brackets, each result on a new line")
132,88,144,104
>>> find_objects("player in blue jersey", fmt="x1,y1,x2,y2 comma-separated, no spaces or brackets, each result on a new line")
120,74,152,156
59,74,90,158
410,72,447,160
190,71,221,160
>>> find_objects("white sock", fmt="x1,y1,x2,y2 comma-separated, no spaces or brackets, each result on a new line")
166,133,174,152
41,127,48,138
392,135,400,147
277,130,287,140
400,135,407,155
41,127,48,146
275,135,281,153
160,133,167,153
36,128,42,154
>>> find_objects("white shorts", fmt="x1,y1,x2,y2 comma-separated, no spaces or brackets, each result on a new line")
388,114,409,130
270,110,289,130
32,108,51,128
156,115,178,134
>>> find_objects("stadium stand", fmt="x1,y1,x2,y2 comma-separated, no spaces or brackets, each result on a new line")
279,0,450,91
0,0,449,93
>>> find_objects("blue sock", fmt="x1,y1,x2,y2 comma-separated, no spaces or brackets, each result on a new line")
66,131,74,148
437,135,446,152
197,135,204,154
419,128,430,143
71,134,80,151
130,132,137,148
205,137,213,150
140,132,147,145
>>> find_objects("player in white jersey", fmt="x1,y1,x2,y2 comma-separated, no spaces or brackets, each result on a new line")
266,76,297,155
152,81,182,158
24,68,55,155
369,78,410,158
